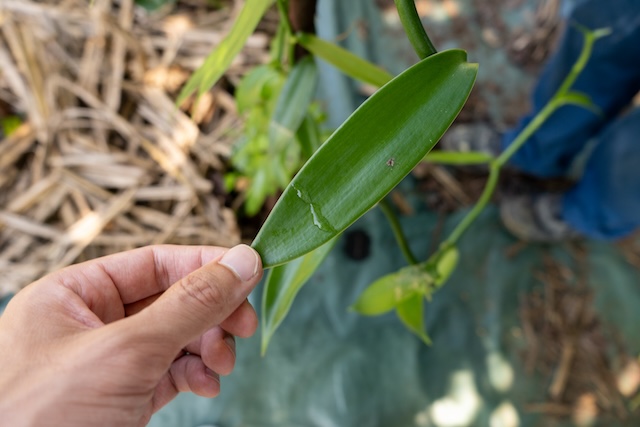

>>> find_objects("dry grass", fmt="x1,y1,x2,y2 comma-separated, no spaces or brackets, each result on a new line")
0,0,273,296
520,251,636,424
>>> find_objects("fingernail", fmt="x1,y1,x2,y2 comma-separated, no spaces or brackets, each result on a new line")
205,368,220,383
224,335,236,356
219,244,260,282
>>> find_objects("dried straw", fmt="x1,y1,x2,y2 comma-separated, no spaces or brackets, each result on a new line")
0,0,271,296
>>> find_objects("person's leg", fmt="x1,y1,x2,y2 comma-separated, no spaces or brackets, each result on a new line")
503,0,640,177
562,107,640,239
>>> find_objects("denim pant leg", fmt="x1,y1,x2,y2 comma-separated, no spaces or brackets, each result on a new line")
562,107,640,239
503,0,640,177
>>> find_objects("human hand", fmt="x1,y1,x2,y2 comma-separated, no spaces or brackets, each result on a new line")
0,244,263,427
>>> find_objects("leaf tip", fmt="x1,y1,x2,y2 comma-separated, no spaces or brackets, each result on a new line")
417,332,432,346
260,333,271,357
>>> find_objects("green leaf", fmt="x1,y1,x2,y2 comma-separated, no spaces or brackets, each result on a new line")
252,49,478,267
296,114,323,159
296,33,393,88
269,56,318,152
245,167,269,216
135,0,174,10
350,263,434,316
560,91,602,115
176,0,274,105
1,116,22,137
261,238,337,355
434,245,459,287
423,150,493,165
235,65,284,114
396,294,431,345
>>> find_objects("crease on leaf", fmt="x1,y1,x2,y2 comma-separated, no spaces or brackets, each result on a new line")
291,184,337,233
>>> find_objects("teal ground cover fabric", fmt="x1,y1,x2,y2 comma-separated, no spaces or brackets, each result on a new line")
148,186,640,427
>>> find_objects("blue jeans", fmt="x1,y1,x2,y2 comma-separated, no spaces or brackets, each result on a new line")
503,0,640,239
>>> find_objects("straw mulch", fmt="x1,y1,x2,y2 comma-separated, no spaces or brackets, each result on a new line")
0,0,272,297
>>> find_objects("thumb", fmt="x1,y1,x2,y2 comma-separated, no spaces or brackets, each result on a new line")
128,244,262,353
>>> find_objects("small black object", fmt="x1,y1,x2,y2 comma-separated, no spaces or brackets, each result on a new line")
344,229,371,261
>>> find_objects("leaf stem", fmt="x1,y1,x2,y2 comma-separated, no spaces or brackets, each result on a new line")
394,0,437,59
379,198,419,265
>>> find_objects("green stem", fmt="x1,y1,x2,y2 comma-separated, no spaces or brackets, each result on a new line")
277,0,293,35
276,0,295,67
442,165,500,247
379,198,419,265
394,0,437,59
439,27,609,248
494,98,561,168
270,20,287,65
556,26,610,97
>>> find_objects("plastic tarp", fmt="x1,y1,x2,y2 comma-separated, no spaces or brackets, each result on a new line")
148,188,640,427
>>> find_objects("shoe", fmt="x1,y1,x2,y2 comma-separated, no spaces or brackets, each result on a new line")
500,193,581,242
440,122,502,158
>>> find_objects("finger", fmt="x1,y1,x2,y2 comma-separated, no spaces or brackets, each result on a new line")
132,297,257,337
168,354,220,398
185,328,236,376
202,332,235,376
219,299,258,338
128,245,262,353
124,293,161,317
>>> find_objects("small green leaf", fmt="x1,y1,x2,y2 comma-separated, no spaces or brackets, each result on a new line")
245,167,269,216
253,49,478,267
269,56,318,152
573,23,612,42
296,114,322,159
434,245,459,287
177,0,275,106
396,294,431,345
1,116,22,137
560,91,602,115
296,33,393,88
350,263,434,316
232,60,316,216
135,0,174,10
235,65,284,114
423,150,494,165
261,238,337,355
